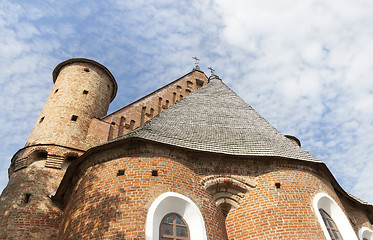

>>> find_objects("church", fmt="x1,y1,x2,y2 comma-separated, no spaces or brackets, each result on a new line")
0,58,372,239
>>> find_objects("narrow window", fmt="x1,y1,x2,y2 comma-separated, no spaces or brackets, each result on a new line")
129,120,135,130
71,115,78,121
160,213,190,240
39,116,45,123
24,193,31,204
158,97,163,113
185,89,191,94
83,90,89,94
180,95,183,99
173,92,177,104
54,89,59,93
140,106,146,124
177,85,182,90
152,170,158,176
118,116,126,136
84,68,90,72
319,209,343,240
165,100,169,108
275,183,281,189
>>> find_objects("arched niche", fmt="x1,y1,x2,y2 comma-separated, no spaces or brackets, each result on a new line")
145,192,207,240
313,192,358,240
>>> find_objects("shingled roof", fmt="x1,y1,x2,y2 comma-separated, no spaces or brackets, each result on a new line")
117,75,321,163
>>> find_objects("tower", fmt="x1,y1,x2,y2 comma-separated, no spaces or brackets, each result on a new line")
0,59,117,239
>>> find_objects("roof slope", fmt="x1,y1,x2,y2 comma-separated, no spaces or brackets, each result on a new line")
117,75,321,163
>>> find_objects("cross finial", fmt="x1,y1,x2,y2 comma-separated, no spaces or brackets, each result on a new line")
208,67,215,75
192,56,200,70
192,56,200,66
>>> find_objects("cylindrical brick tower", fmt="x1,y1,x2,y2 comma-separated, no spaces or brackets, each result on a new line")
0,59,117,239
26,58,117,150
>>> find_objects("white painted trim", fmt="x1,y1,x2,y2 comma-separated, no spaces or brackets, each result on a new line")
313,192,358,240
145,192,207,240
359,226,373,240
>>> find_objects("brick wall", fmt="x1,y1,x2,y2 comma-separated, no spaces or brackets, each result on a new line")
55,140,371,239
58,142,227,239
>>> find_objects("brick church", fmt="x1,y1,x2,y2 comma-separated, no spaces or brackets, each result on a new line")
0,58,372,239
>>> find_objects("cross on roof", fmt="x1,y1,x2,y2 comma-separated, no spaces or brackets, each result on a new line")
208,67,215,75
192,56,200,66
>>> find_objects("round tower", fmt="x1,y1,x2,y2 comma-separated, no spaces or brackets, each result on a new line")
26,58,117,150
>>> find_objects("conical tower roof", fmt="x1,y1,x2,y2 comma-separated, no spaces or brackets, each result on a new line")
118,75,321,163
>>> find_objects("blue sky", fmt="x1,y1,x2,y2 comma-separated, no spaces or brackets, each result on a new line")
1,0,373,204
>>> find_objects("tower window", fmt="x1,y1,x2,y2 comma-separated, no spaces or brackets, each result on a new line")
39,117,45,123
275,183,281,189
71,115,78,121
160,213,190,239
83,90,89,94
152,170,158,176
319,209,343,240
54,89,59,93
24,193,31,204
84,68,90,72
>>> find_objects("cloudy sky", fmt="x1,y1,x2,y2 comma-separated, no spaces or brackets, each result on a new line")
1,0,373,204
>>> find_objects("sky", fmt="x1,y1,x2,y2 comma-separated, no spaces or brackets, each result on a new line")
1,0,373,204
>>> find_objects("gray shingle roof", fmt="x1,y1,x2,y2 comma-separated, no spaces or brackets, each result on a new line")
118,75,321,163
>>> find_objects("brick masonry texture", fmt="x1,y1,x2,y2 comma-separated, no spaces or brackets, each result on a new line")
1,59,372,239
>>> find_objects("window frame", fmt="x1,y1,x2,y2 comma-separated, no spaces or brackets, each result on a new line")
159,212,190,240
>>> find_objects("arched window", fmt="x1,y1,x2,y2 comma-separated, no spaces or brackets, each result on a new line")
160,213,190,240
145,192,207,240
319,209,343,240
313,192,358,240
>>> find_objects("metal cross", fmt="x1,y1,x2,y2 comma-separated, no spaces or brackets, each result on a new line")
192,56,200,67
208,67,215,75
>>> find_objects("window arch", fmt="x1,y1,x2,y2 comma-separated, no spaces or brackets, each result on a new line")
359,227,373,240
313,192,358,240
145,192,207,240
160,213,190,239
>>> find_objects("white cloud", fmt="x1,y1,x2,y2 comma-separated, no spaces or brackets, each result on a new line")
0,0,373,206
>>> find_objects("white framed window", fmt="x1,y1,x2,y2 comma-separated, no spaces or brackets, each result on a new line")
313,192,358,240
145,192,207,240
359,227,373,240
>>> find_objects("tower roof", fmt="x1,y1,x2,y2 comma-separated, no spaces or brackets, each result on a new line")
117,75,321,163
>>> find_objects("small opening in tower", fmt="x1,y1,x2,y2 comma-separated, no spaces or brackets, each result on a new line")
39,116,45,123
84,68,90,72
117,169,125,176
54,89,59,94
24,193,31,203
83,90,89,94
71,115,78,121
275,183,281,189
177,85,182,90
185,89,191,94
180,95,183,99
152,170,158,176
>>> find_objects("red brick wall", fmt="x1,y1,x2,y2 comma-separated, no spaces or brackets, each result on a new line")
58,143,227,239
57,141,369,239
